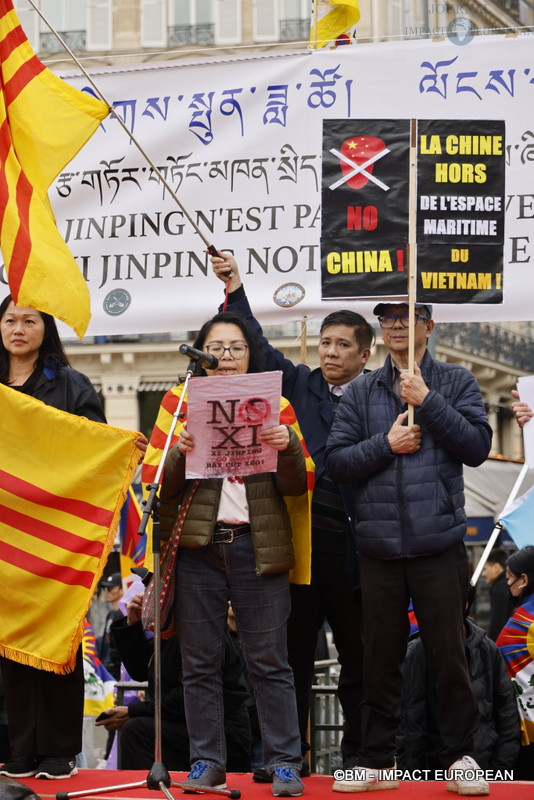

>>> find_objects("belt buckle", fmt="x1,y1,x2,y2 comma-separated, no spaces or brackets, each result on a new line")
216,526,234,543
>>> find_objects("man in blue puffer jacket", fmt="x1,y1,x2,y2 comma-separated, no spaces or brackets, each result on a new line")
325,302,493,796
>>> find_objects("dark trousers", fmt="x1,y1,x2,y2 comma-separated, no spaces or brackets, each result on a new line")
0,649,84,759
287,549,363,760
120,709,252,772
358,542,478,769
120,717,190,771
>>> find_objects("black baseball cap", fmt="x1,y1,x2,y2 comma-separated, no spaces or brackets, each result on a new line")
100,572,122,589
373,302,433,318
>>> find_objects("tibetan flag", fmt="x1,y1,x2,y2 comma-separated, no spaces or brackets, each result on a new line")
82,620,115,716
142,382,315,584
497,593,534,744
499,486,534,550
0,383,142,673
119,486,148,582
310,0,360,49
0,0,109,337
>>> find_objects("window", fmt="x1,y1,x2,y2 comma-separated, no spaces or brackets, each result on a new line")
388,0,406,38
86,0,112,51
254,0,278,42
214,0,240,44
281,0,310,41
169,0,213,46
40,0,86,51
141,0,166,47
254,0,310,42
169,1,239,47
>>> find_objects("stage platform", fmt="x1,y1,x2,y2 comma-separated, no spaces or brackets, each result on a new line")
16,769,534,800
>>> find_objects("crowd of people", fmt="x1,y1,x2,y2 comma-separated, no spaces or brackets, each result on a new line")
1,261,533,797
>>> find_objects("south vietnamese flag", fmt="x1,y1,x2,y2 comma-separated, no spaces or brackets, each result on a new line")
0,383,142,673
0,0,109,337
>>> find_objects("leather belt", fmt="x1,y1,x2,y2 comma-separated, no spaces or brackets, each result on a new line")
212,522,251,544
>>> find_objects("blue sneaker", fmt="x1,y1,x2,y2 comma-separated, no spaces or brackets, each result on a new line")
183,760,226,792
271,767,304,797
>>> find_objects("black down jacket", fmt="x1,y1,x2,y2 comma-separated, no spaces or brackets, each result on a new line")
397,619,521,772
325,349,492,559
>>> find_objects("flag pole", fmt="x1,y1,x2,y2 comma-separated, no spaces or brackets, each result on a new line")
470,461,529,586
300,316,308,365
24,0,218,255
407,118,417,426
311,0,319,49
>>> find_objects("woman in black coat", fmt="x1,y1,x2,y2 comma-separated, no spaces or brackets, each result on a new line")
0,295,108,780
0,295,146,779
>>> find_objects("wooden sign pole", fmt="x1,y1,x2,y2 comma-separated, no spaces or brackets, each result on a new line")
407,118,418,426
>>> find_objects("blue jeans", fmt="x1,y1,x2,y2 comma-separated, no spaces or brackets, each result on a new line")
174,534,302,772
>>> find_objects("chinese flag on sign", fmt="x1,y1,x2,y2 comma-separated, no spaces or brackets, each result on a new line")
0,0,109,337
310,0,360,49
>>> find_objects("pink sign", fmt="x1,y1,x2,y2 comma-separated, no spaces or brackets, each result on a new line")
185,371,283,479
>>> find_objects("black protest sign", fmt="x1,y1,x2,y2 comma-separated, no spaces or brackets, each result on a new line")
321,119,410,300
416,119,505,305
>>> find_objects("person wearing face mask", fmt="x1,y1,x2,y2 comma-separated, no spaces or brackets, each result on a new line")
145,311,309,798
497,546,534,780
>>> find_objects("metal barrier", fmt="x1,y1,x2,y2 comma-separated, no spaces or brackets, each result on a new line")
309,659,343,774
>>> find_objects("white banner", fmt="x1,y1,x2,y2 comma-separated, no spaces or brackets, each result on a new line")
2,34,533,334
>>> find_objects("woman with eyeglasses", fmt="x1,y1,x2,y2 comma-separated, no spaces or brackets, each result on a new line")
497,546,534,779
146,311,308,797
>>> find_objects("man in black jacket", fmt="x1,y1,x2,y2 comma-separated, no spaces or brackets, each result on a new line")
397,614,520,774
96,591,251,771
211,253,375,775
325,302,493,795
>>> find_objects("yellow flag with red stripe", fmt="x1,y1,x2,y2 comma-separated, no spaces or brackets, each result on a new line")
0,0,109,337
0,383,142,673
142,383,314,584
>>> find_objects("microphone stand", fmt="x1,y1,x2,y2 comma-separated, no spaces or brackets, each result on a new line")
57,357,241,800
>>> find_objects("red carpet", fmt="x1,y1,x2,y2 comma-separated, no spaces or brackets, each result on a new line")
16,769,534,800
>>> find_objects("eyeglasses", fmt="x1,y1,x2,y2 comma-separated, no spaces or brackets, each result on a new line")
204,344,248,360
378,314,430,329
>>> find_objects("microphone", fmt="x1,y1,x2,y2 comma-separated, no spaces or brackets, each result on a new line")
179,344,219,369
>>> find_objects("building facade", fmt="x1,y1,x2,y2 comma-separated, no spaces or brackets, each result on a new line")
16,1,534,68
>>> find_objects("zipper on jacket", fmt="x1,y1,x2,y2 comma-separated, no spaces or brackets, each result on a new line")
396,397,410,559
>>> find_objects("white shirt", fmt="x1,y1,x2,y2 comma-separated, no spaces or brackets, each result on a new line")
217,476,249,523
